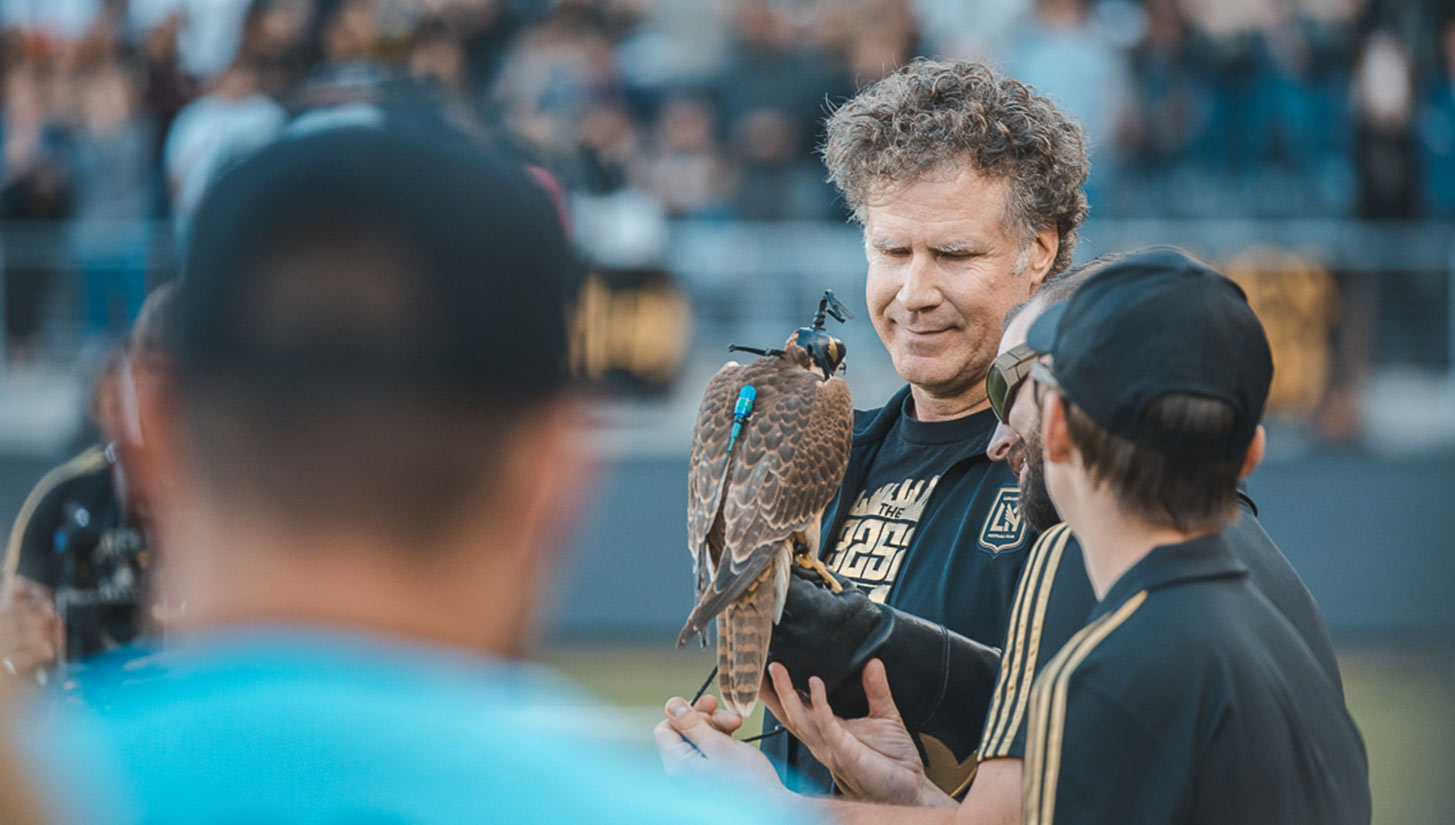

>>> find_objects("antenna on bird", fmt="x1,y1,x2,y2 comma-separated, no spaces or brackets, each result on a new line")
811,290,854,330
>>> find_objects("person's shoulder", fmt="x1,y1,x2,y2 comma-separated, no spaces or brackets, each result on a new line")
1055,586,1217,691
36,638,818,824
1071,578,1270,699
851,385,912,438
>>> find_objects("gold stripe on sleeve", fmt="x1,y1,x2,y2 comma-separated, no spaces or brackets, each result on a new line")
978,524,1060,753
1024,589,1148,825
977,526,1059,750
981,523,1072,756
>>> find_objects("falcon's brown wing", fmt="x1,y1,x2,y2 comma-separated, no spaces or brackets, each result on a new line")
686,362,748,604
677,359,853,643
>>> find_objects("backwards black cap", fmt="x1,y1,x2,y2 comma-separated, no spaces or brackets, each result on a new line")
1026,247,1273,458
175,119,577,399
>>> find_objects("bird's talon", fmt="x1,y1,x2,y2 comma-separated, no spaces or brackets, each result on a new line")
794,554,844,593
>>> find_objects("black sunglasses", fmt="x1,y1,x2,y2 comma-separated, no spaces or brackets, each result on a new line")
986,342,1039,422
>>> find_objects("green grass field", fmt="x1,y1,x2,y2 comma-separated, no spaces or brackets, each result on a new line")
543,640,1455,825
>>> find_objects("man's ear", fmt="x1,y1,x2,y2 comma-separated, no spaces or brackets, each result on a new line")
128,375,185,522
1041,390,1073,464
1025,226,1059,296
1239,425,1267,480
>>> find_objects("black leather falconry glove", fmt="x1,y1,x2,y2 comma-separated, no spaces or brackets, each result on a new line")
766,566,1002,797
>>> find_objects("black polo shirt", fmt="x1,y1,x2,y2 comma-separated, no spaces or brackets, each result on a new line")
1021,533,1370,825
978,495,1343,762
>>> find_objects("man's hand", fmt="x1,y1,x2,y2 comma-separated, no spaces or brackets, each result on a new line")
653,695,789,796
764,659,956,809
0,577,62,677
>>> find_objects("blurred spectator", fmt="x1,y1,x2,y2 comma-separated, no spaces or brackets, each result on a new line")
301,0,388,98
631,95,735,219
1,62,71,361
434,0,520,92
163,3,288,232
574,99,639,194
1353,30,1418,218
0,0,100,44
130,0,256,81
911,0,1029,62
409,19,468,93
135,14,197,166
1121,0,1196,169
493,10,621,160
1420,16,1455,214
1007,0,1134,192
732,107,832,220
241,0,313,97
66,57,156,339
719,1,842,144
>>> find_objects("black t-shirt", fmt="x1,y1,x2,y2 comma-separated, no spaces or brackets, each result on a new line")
979,497,1344,762
3,445,149,659
823,396,1001,603
1021,533,1369,825
823,399,1030,647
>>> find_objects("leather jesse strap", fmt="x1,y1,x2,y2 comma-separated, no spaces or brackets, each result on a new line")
767,567,1002,797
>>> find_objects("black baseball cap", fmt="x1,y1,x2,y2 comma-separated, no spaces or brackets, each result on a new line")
174,117,578,400
1025,247,1273,458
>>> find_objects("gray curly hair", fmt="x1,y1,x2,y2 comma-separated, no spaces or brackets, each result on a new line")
823,59,1090,277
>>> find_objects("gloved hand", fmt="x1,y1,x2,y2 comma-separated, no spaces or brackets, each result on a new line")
766,566,1002,796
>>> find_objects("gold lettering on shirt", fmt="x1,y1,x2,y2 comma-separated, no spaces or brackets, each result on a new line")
824,476,939,603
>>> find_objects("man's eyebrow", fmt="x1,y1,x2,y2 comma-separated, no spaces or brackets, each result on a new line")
932,239,984,254
867,235,908,249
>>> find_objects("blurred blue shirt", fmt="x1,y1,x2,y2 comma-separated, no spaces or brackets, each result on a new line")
19,628,812,825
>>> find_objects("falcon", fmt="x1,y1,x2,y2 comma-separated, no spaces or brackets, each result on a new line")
678,291,855,717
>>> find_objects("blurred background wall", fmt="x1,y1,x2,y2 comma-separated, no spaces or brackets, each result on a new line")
0,0,1452,821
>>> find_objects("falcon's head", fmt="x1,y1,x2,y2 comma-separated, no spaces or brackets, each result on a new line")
786,326,847,380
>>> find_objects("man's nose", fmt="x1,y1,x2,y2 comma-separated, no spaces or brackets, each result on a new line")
897,254,942,313
987,421,1019,462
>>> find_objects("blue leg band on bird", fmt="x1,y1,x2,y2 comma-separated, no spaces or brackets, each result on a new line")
725,385,756,455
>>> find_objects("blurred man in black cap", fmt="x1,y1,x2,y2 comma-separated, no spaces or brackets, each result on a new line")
15,120,820,825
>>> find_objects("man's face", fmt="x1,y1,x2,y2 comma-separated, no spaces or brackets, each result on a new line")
863,167,1044,408
987,303,1060,531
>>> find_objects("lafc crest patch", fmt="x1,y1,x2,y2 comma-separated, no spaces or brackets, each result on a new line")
978,486,1026,555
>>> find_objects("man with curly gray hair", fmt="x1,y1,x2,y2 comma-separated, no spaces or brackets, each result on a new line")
823,58,1088,415
655,58,1090,819
656,57,1090,822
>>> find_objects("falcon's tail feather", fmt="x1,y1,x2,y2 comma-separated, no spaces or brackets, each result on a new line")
717,566,776,717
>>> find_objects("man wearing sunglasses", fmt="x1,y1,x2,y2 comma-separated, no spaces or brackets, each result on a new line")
1007,246,1367,824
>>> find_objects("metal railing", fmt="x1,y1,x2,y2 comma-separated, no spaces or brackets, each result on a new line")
3,217,1452,451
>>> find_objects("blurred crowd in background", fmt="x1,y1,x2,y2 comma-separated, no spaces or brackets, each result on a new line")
4,0,1455,349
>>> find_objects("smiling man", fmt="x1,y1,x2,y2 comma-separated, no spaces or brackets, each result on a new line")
755,59,1090,796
